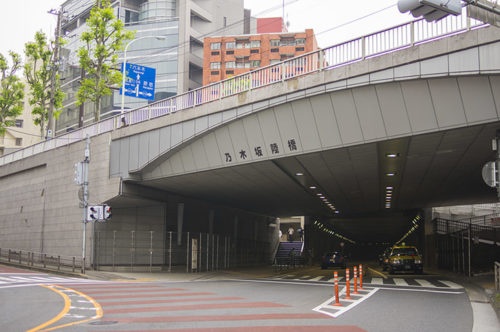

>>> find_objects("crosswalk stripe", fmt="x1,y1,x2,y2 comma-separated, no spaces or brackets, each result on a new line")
370,277,384,285
415,279,434,287
393,278,408,286
438,280,462,289
308,276,323,281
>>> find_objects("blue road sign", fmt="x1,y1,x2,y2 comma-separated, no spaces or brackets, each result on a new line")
120,63,156,100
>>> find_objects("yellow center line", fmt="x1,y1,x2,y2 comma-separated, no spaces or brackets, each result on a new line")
26,285,71,332
38,285,103,332
26,284,103,332
368,267,388,279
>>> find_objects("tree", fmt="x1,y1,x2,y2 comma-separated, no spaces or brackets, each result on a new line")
24,31,64,138
77,0,135,122
0,51,24,134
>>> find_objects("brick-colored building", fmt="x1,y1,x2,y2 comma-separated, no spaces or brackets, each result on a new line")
202,29,319,86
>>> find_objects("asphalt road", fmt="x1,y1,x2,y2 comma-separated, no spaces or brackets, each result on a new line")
0,263,474,332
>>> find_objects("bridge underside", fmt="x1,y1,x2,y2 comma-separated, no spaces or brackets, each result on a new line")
128,121,499,242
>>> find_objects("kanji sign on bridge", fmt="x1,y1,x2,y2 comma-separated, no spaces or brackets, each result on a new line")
120,63,156,100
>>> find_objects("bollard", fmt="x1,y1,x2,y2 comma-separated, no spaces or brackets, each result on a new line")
333,271,342,306
345,268,352,300
353,266,359,294
359,264,363,289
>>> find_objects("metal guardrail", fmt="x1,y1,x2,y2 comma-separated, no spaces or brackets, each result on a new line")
434,218,500,245
0,14,485,167
0,248,84,273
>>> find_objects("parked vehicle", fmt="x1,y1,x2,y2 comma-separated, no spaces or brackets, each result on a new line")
321,251,347,269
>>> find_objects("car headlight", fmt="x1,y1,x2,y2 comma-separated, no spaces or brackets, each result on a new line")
414,259,422,264
392,259,401,264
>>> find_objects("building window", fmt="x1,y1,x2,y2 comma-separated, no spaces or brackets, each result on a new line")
235,58,250,68
226,70,234,75
280,38,295,46
210,42,221,50
296,38,306,45
295,47,305,52
15,119,23,128
125,10,139,23
223,16,227,27
225,42,235,49
0,147,3,156
211,51,220,55
226,50,234,55
225,61,235,69
250,40,261,48
210,62,221,69
236,41,250,49
250,60,261,67
211,71,219,75
271,48,279,53
250,49,259,54
15,138,22,146
270,39,280,47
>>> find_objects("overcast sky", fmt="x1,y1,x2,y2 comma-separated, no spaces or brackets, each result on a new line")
0,0,411,64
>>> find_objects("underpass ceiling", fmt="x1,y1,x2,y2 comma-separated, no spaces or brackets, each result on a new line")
137,122,500,242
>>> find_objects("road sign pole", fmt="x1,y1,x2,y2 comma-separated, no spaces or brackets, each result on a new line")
82,135,90,274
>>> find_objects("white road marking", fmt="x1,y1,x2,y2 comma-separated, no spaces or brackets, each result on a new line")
308,276,323,281
438,280,463,289
370,277,384,285
415,279,434,287
393,278,407,286
313,286,379,318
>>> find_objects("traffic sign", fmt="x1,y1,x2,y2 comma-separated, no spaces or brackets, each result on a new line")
120,63,156,101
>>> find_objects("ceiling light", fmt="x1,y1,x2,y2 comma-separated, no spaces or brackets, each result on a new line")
309,186,316,189
386,172,396,176
385,153,399,158
296,172,303,176
386,186,393,190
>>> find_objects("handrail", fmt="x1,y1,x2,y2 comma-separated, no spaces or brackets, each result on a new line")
0,13,485,167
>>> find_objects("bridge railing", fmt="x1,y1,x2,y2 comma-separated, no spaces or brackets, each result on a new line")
0,14,485,166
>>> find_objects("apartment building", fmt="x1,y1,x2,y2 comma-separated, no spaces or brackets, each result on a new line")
0,83,41,156
202,27,318,86
56,0,251,134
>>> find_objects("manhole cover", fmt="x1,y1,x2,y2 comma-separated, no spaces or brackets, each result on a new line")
89,321,118,325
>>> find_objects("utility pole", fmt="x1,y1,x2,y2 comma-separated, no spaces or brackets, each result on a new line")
82,135,90,273
47,8,63,139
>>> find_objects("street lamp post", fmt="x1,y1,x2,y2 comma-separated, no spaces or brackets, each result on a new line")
121,35,166,115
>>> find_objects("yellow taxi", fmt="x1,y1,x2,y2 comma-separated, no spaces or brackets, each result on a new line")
386,244,423,274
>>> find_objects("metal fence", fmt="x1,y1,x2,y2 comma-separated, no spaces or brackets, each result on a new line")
0,14,486,167
0,248,84,273
434,218,500,276
94,231,271,272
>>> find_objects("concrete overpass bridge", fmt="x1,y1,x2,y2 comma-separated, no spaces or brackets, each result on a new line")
1,16,499,270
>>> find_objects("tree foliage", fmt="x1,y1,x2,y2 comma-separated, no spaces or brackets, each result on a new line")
0,51,24,134
77,0,135,122
24,31,64,138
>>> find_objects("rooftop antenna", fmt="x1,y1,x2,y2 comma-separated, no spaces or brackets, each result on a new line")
282,0,285,31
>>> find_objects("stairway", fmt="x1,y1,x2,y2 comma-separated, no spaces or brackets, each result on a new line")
274,241,304,266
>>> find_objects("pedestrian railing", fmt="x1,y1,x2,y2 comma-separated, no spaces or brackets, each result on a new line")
0,248,84,274
0,13,486,167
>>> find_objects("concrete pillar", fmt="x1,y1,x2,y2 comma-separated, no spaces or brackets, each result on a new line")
233,216,238,243
177,203,184,246
208,210,214,236
423,208,437,269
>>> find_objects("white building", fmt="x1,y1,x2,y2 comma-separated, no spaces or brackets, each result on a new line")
56,0,252,134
